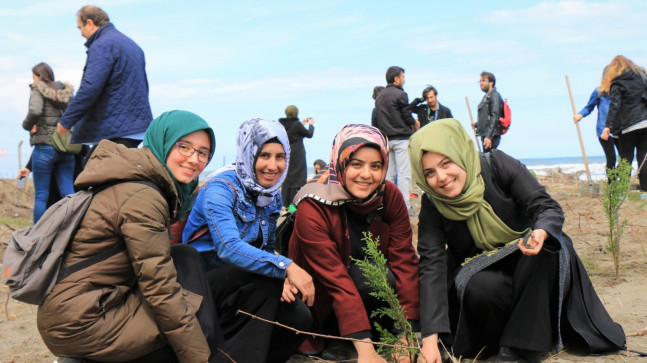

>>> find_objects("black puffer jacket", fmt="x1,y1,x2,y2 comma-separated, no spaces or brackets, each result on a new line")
22,81,74,145
605,69,647,133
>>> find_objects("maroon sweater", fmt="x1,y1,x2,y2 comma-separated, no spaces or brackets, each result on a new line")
288,181,420,336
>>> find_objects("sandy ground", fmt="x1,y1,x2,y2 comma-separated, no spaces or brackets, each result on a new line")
1,173,646,363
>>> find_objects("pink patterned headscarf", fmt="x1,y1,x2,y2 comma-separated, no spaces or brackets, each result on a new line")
293,124,388,208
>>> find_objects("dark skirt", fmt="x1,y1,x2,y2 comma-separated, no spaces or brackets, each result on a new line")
446,234,625,358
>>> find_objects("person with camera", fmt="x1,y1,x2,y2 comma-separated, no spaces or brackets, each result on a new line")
279,105,315,209
410,85,453,130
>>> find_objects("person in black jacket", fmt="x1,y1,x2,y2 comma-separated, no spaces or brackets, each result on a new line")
408,119,626,363
279,105,315,207
410,85,453,129
474,71,504,152
600,55,647,191
373,66,417,213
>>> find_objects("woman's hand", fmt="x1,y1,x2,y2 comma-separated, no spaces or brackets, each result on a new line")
573,113,583,123
518,229,548,256
353,338,387,363
285,262,315,306
420,334,442,363
17,168,30,179
280,278,298,303
57,123,70,136
30,125,38,134
601,127,611,140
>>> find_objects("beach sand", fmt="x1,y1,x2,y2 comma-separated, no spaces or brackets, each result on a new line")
1,173,646,362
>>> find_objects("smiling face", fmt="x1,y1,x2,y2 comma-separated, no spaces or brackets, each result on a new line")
255,142,286,188
421,151,467,198
343,146,384,199
166,130,211,184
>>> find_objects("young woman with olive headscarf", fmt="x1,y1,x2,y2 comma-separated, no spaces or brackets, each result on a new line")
409,118,625,363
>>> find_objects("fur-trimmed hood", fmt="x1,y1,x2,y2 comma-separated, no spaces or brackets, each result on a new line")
31,80,74,104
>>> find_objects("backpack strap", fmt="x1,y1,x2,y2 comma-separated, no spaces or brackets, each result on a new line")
57,180,162,283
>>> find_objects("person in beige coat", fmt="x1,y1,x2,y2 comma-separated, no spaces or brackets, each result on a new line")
37,110,222,362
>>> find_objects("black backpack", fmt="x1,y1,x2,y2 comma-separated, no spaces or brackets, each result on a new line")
274,210,296,256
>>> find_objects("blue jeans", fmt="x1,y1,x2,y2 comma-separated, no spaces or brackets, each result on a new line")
385,139,411,209
32,144,75,222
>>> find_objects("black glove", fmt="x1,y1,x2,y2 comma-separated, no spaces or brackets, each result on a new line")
411,97,423,105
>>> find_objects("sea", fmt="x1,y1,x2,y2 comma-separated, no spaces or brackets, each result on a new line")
0,155,636,183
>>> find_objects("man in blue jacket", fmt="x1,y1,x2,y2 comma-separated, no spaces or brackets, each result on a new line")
57,5,152,153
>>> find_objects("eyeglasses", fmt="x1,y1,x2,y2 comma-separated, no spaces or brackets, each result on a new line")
175,142,212,164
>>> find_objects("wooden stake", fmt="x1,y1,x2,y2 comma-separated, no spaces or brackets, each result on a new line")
565,75,592,184
465,96,482,152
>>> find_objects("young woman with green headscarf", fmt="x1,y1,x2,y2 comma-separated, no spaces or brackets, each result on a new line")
409,119,625,362
37,110,224,363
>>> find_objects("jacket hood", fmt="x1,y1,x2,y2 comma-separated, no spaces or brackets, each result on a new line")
75,140,179,216
32,81,74,104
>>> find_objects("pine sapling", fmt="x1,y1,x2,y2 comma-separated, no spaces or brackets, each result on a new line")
351,232,420,361
602,158,632,279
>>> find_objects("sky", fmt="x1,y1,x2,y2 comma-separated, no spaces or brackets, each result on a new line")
1,0,646,176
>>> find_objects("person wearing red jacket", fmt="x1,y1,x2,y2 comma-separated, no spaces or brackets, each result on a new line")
289,124,420,362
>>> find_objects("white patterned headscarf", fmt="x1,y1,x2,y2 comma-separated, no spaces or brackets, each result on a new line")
214,118,290,207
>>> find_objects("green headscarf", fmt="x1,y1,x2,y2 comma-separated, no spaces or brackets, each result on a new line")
408,118,530,251
143,110,215,219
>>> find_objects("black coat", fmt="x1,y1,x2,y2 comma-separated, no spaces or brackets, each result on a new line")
476,88,503,139
410,101,453,128
373,85,416,140
279,117,314,204
418,149,625,354
605,69,647,133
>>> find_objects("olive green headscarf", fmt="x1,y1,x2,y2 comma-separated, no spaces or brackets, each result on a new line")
408,118,529,251
143,110,215,219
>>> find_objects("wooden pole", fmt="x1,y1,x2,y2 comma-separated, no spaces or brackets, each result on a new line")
17,140,23,172
565,75,592,183
464,96,482,153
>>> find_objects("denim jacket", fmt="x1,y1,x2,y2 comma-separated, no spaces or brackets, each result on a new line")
182,169,291,278
578,88,610,138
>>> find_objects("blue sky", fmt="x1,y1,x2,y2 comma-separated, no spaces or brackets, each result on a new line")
1,0,646,175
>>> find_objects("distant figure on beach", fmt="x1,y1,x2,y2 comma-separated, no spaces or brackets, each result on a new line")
409,118,626,363
57,5,152,162
370,85,385,127
37,111,222,362
312,159,326,175
574,66,620,174
600,55,647,191
279,105,315,208
373,66,417,214
22,62,75,222
410,85,453,130
473,71,504,152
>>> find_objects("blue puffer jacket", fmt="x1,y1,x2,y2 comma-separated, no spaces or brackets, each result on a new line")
183,169,292,278
59,23,152,143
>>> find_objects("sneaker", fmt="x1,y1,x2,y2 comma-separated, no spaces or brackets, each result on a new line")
496,346,526,363
409,192,419,199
